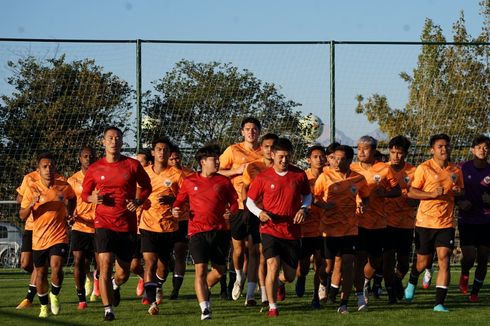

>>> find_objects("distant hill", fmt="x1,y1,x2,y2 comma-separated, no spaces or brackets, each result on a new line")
316,125,387,146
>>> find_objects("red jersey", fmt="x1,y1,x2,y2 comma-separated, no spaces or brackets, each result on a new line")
81,155,152,232
173,172,238,237
247,165,311,240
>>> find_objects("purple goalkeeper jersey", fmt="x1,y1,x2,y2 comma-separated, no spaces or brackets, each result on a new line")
458,160,490,224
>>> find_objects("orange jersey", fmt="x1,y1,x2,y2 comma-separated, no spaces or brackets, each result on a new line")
385,163,417,229
301,169,324,237
220,142,263,209
412,159,464,229
17,171,65,231
139,165,184,233
20,178,75,250
350,162,399,229
314,169,369,237
67,170,96,233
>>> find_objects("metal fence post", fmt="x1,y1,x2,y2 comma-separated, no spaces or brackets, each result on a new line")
330,40,335,144
136,39,142,152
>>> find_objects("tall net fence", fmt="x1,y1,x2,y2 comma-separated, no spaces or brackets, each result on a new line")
0,39,488,267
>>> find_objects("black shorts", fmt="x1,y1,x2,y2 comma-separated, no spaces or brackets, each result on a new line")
300,236,324,259
95,228,136,263
230,210,248,241
414,227,455,255
71,230,96,255
140,229,175,262
357,227,386,257
189,230,230,265
384,226,414,256
247,212,261,244
458,223,490,247
174,220,189,244
33,243,69,268
324,236,357,259
132,234,142,259
21,230,33,252
261,233,300,269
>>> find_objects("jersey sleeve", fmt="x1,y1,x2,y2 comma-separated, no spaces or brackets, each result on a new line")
219,146,234,169
411,165,425,190
20,187,34,209
247,175,263,202
135,163,152,201
226,179,239,213
300,171,311,196
173,179,190,208
81,167,95,203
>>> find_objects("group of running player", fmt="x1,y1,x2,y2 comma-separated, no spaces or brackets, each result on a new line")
13,117,490,320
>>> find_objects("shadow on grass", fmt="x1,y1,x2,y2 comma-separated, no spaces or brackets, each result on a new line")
0,309,86,325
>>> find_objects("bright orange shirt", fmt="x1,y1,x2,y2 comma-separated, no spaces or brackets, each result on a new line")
412,159,464,229
67,170,96,233
385,163,417,229
139,165,184,233
20,179,75,250
220,142,263,209
17,171,65,231
350,162,399,229
301,169,324,238
314,169,369,237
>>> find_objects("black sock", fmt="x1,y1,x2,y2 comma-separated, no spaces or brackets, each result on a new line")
373,274,383,287
39,293,49,305
219,274,227,293
77,288,86,303
145,282,158,303
172,275,184,292
323,273,332,289
26,284,37,302
409,272,420,286
51,283,61,295
435,287,448,306
471,278,483,295
328,286,339,301
227,271,236,293
340,299,348,307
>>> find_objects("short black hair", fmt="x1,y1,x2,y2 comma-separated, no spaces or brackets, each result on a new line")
260,133,279,145
429,133,450,147
335,145,354,161
325,142,341,155
241,117,261,131
272,138,293,153
151,137,173,150
389,135,411,153
137,148,153,161
37,152,54,164
103,126,123,136
79,145,95,157
472,135,490,148
195,144,221,165
169,144,181,155
307,145,326,158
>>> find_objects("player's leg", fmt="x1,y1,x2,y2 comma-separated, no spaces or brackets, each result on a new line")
170,220,188,300
295,237,312,298
130,234,144,298
17,230,36,309
338,253,355,314
458,223,475,294
33,250,49,318
405,227,433,302
311,249,325,308
48,247,66,316
470,244,490,301
245,236,259,306
73,250,88,308
433,246,451,312
230,210,247,301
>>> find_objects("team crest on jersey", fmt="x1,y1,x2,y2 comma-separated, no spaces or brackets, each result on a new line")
484,176,490,185
271,184,275,189
164,179,172,187
350,186,357,194
100,175,105,180
59,195,65,202
193,186,198,191
333,186,339,192
373,174,381,183
403,176,410,184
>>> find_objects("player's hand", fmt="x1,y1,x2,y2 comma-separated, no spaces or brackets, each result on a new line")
172,207,181,218
158,195,176,206
457,200,472,211
258,211,271,223
451,185,462,196
358,198,369,214
482,192,490,205
90,189,103,204
126,199,142,212
432,187,444,198
236,163,247,175
293,208,307,224
67,214,75,227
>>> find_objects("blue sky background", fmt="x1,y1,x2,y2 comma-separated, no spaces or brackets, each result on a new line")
0,0,486,143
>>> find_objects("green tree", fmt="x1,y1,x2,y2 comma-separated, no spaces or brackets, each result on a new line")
356,2,489,161
0,55,133,199
143,59,303,163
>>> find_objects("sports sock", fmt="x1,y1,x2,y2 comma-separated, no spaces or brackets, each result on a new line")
235,269,244,283
260,286,267,302
144,282,158,303
328,284,339,301
26,284,37,302
156,273,166,288
51,283,61,295
269,302,277,310
435,286,448,306
471,278,483,295
38,292,49,305
104,305,113,314
172,275,184,292
77,288,87,303
246,282,256,299
408,272,420,286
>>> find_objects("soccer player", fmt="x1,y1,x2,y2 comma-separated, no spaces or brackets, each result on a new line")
81,126,152,321
19,152,76,318
246,138,312,317
241,133,278,307
219,117,263,301
139,137,184,315
167,144,194,300
172,144,238,320
350,135,400,311
136,148,153,167
314,144,369,314
404,133,464,312
382,136,417,304
296,145,327,309
67,146,98,309
456,135,490,301
15,166,66,309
